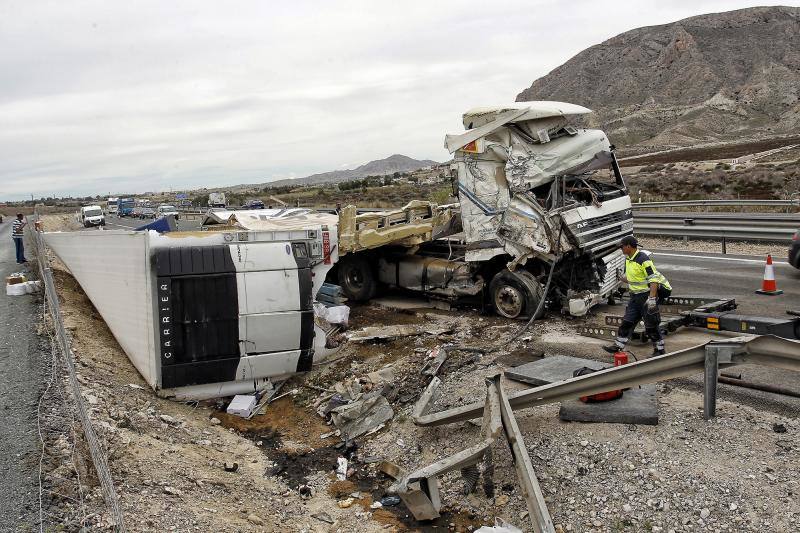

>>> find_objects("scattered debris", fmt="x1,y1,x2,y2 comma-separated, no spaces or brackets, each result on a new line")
336,457,348,481
223,462,239,473
379,495,401,507
314,300,350,325
227,394,257,418
317,283,349,307
337,497,355,509
348,324,452,343
6,278,41,296
773,423,787,433
475,519,524,533
330,395,394,440
159,414,179,425
421,345,448,376
378,461,406,480
311,512,335,524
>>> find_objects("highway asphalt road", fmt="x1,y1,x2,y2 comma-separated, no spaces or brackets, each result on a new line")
0,221,48,530
652,249,800,317
85,214,204,232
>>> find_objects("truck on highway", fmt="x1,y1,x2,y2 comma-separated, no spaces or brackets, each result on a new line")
117,198,135,217
333,102,633,318
208,192,226,208
106,197,119,215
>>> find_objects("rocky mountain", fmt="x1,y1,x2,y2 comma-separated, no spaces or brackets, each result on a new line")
265,154,439,188
516,6,800,149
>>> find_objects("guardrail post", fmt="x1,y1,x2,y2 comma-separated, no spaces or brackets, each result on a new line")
703,347,718,420
721,236,727,255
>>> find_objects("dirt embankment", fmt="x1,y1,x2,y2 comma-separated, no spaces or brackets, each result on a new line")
38,213,800,532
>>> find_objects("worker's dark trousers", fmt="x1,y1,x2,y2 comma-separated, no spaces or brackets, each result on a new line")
13,237,25,263
613,291,665,352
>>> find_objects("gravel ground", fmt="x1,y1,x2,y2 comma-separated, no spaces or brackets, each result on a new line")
0,223,48,531
639,237,789,258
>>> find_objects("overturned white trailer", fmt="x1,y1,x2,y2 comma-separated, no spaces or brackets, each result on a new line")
44,213,339,399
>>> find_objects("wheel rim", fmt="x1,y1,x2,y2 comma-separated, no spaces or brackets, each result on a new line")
344,267,364,291
495,285,523,318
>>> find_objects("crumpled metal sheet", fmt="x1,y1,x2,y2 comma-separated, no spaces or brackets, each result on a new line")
330,395,394,440
338,200,458,255
504,129,612,191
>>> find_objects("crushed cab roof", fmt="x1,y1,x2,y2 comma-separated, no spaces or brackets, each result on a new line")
462,101,591,129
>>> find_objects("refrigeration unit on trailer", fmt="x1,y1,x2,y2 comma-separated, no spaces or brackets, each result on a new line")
44,215,340,400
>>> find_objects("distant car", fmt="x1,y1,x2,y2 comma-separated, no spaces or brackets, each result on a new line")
140,205,157,219
790,228,800,269
157,205,179,220
244,199,265,209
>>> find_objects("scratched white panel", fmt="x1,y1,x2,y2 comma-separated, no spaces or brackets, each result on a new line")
44,230,157,388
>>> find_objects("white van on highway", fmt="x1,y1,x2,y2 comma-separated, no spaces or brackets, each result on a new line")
80,205,106,227
157,205,179,220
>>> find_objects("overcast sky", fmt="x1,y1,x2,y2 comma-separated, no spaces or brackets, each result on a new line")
0,0,794,201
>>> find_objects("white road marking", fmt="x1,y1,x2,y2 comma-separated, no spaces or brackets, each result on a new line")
105,222,136,229
657,264,708,271
653,252,790,266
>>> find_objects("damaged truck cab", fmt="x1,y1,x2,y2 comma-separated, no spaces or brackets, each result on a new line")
337,102,633,317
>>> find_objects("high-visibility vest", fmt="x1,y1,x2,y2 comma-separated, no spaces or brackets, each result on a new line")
625,249,671,294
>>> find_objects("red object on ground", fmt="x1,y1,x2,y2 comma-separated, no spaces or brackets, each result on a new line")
580,351,629,403
756,254,783,295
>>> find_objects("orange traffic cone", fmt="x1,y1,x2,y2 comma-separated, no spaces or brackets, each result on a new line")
756,254,783,295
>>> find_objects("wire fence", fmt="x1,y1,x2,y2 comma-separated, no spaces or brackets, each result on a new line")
32,219,126,531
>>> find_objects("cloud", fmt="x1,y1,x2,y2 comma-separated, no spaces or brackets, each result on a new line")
0,0,789,200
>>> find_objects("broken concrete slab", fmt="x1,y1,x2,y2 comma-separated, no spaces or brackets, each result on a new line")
347,324,452,343
505,355,608,387
559,385,659,425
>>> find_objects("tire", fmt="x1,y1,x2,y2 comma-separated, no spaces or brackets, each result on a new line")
488,269,545,319
337,254,377,302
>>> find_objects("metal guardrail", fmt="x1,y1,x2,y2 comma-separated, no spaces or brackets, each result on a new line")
32,220,126,531
632,199,800,209
633,211,799,243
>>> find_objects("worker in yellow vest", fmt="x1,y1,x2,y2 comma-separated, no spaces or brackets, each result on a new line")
604,235,672,356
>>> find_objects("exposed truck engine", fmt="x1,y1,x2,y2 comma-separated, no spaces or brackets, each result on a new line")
335,102,633,317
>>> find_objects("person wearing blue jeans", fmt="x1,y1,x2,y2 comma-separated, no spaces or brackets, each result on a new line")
12,213,27,263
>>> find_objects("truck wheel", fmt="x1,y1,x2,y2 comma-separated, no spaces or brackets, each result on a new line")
489,269,544,319
337,254,377,302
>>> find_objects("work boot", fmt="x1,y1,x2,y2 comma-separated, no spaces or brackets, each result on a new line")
602,344,620,354
652,348,666,356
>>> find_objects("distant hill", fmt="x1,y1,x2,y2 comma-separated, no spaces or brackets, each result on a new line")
265,154,439,188
516,6,800,149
